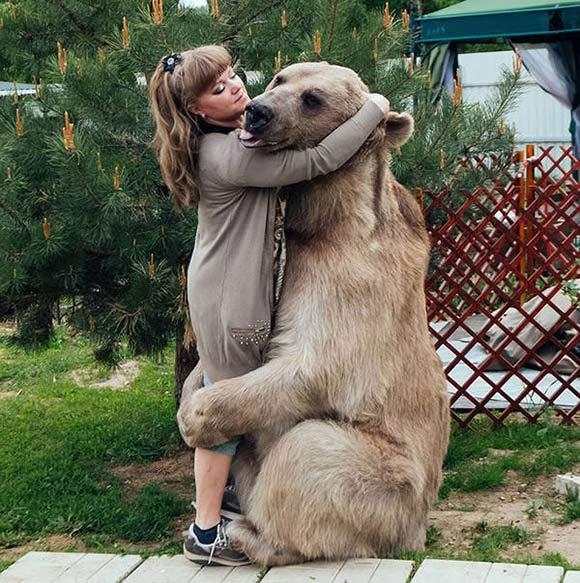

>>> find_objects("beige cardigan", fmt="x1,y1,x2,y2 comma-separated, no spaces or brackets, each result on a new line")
187,99,385,382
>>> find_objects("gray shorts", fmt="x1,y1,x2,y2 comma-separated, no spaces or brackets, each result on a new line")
203,371,241,457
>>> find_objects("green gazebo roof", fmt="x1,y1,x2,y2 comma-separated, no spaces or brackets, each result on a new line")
418,0,580,43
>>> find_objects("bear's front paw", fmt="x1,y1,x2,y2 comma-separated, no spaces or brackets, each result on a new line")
176,388,229,448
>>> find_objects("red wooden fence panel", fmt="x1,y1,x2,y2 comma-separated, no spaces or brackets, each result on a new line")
425,145,579,426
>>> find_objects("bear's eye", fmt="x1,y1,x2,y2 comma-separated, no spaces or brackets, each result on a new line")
273,76,284,87
302,91,323,108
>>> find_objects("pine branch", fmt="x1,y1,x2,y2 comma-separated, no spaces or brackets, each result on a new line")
409,105,460,181
326,0,339,53
54,0,90,35
222,0,285,43
0,197,29,230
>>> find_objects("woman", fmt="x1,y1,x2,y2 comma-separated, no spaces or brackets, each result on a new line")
148,45,388,566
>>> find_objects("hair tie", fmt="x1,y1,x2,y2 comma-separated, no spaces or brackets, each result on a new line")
162,52,182,73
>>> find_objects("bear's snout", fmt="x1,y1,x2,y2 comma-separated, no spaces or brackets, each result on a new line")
245,101,274,133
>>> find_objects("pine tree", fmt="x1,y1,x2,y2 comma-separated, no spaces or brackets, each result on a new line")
0,0,522,402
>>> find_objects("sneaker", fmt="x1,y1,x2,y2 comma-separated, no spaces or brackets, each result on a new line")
191,483,243,521
183,520,251,566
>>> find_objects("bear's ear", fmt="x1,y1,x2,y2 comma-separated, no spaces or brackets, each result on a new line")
385,112,414,149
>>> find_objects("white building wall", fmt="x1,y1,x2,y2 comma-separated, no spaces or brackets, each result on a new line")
458,50,571,149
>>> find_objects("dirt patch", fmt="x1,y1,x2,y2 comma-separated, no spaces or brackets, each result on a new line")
69,359,143,390
0,321,16,336
111,450,194,499
0,533,181,564
430,471,580,563
0,391,18,399
0,534,87,562
112,450,195,540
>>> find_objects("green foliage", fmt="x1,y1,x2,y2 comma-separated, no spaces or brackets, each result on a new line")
362,0,461,15
0,0,145,82
562,279,579,306
0,0,522,362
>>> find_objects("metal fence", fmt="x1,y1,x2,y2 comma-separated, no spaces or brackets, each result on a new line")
426,145,579,426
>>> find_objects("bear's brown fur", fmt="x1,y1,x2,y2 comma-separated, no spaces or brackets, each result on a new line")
177,62,450,565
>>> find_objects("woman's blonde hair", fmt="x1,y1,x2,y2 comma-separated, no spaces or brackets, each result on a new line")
148,45,232,212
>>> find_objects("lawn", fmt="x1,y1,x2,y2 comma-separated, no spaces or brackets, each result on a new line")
0,322,578,572
0,323,186,565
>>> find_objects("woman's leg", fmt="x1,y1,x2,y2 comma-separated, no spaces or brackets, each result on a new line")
193,371,240,528
183,370,249,565
193,447,232,528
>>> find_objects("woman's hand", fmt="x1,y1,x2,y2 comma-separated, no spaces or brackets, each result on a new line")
367,93,390,116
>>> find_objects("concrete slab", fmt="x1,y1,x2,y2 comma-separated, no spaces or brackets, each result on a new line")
369,559,415,582
86,555,143,583
484,563,528,582
53,554,118,583
0,552,575,582
0,552,86,583
123,555,201,583
262,560,344,583
521,565,564,582
410,559,492,583
556,474,580,500
0,552,143,583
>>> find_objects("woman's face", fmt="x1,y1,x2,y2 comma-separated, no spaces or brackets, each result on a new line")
190,66,250,126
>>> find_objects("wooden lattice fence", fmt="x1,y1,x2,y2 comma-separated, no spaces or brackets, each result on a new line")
425,145,579,426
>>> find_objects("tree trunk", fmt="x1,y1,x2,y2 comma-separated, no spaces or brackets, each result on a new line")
16,299,54,346
174,318,199,410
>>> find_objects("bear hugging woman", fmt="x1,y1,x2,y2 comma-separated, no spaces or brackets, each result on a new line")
177,61,450,566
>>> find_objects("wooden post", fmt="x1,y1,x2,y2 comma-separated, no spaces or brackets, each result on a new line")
525,144,535,303
517,150,527,304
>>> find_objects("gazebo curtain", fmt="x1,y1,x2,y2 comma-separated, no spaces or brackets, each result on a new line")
511,39,580,157
426,38,580,157
425,43,458,104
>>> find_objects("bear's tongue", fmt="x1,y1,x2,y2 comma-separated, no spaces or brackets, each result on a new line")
239,128,266,148
239,129,255,141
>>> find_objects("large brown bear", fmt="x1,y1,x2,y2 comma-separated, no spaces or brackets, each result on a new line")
177,62,450,566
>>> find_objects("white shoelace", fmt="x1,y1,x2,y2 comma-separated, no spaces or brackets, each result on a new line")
208,522,228,565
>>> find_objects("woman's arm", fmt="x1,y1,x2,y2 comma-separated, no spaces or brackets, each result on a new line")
204,98,386,189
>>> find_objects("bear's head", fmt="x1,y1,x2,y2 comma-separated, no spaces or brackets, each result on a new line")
239,62,413,153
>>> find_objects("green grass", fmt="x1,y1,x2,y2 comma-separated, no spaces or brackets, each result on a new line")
564,495,580,523
401,524,580,572
0,326,187,550
439,418,580,499
445,416,580,470
401,547,579,576
417,521,535,565
470,522,532,562
0,560,15,573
